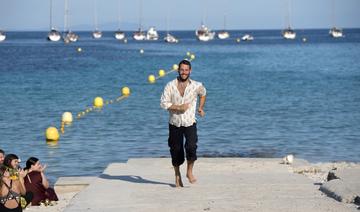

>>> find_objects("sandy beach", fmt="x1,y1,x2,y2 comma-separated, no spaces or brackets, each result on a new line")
23,158,359,212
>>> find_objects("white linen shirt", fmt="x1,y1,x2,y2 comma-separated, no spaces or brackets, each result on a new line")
160,78,206,127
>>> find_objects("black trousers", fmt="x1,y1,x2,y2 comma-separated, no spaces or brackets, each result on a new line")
168,123,198,167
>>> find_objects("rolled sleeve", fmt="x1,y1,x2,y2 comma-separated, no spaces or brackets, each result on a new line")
198,83,206,97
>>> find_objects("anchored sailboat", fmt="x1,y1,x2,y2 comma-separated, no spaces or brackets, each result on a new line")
63,0,79,43
329,0,343,38
282,0,296,39
196,3,215,41
196,24,215,42
217,15,230,39
133,0,146,41
47,0,61,42
92,0,102,39
114,0,126,40
164,9,178,43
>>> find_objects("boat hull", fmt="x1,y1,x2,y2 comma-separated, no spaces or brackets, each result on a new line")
218,31,230,39
92,31,102,39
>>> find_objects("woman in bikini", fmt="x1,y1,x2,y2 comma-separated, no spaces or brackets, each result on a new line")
0,165,26,212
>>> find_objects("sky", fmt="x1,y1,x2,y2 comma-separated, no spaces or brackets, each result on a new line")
0,0,359,31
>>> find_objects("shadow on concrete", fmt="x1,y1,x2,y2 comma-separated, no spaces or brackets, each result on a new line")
99,174,175,188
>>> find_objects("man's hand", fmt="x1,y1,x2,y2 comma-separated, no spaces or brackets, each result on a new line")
178,103,190,112
198,108,205,117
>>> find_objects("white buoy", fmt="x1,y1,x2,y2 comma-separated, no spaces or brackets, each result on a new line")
62,112,73,124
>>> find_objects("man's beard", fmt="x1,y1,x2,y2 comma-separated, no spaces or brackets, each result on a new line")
178,74,189,82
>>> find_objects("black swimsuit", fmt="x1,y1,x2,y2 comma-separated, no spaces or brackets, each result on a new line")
0,180,22,212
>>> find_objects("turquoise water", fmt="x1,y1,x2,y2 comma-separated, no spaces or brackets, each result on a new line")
1,29,360,183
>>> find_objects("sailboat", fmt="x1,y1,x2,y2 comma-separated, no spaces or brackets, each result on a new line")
92,0,102,39
195,3,215,41
0,30,6,42
163,5,178,43
282,0,296,39
196,24,215,41
329,0,343,38
114,0,126,41
63,0,79,43
133,0,146,41
217,15,230,39
47,0,61,42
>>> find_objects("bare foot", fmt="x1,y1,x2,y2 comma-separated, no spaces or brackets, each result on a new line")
186,173,197,184
175,175,184,187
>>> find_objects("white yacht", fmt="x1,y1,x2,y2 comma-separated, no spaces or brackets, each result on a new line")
92,30,102,39
47,0,61,42
146,27,159,40
0,30,6,42
196,24,215,42
133,28,146,41
63,0,79,43
329,27,343,38
282,0,296,39
329,0,343,38
217,15,230,39
282,27,296,39
92,0,102,39
115,30,126,40
241,34,254,41
218,31,229,39
133,0,146,41
164,33,178,43
114,0,126,41
64,31,79,42
48,28,61,42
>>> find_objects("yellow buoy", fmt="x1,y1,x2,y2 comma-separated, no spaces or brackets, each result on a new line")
122,86,131,96
236,38,241,43
186,52,191,56
172,64,179,71
45,127,60,142
77,47,82,52
62,112,73,124
94,97,104,108
148,75,156,83
190,54,195,60
158,69,166,77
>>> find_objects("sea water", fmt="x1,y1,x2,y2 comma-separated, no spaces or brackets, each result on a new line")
1,29,359,182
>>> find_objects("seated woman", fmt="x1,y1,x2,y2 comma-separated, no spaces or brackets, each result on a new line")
3,154,33,208
0,165,27,212
24,157,58,206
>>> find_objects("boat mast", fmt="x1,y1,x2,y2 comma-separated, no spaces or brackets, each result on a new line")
49,0,53,30
285,0,291,28
138,0,143,30
202,0,207,25
331,0,335,27
94,0,98,30
64,0,68,32
117,0,121,29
